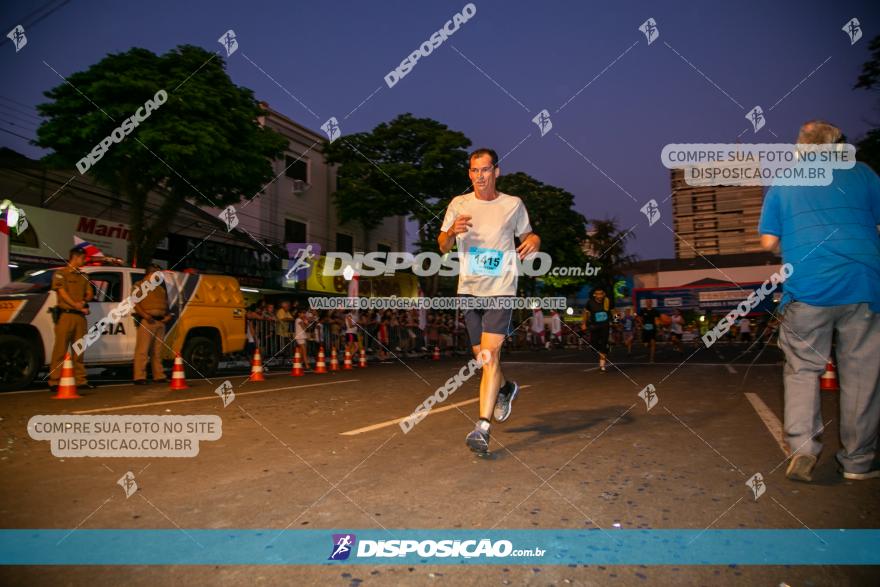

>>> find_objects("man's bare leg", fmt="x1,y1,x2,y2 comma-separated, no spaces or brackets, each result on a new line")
466,332,509,454
474,332,506,421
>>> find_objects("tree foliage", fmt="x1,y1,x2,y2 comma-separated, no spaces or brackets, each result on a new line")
583,218,638,296
323,113,471,250
496,172,589,294
36,44,287,264
854,34,880,173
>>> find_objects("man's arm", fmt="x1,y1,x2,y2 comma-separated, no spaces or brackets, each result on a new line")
56,288,82,309
758,187,781,254
52,272,84,310
132,280,158,322
515,231,541,259
760,234,780,254
438,214,472,254
438,226,456,254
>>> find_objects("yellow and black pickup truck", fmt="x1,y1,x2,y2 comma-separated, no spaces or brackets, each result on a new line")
0,265,246,390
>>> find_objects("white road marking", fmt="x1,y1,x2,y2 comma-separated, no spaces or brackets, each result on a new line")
341,385,533,436
507,361,777,367
725,364,738,374
72,379,360,414
1,370,288,397
745,392,787,455
506,361,596,365
0,383,135,396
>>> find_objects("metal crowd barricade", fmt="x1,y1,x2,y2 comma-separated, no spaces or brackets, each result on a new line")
247,318,293,367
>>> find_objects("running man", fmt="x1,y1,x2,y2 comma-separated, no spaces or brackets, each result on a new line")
621,308,635,355
584,287,612,372
669,309,684,354
549,309,563,348
344,311,359,359
293,309,310,369
438,148,540,454
738,316,752,343
531,308,546,349
638,299,660,363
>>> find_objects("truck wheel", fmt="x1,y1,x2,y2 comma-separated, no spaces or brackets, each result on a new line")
182,336,219,378
0,335,40,391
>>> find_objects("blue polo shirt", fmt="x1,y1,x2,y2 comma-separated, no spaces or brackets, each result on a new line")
758,161,880,312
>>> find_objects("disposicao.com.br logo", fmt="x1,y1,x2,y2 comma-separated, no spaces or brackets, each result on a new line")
327,535,545,560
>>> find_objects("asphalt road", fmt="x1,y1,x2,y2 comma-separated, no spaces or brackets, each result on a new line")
1,342,878,586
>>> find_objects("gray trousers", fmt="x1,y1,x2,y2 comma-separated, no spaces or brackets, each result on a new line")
778,301,880,473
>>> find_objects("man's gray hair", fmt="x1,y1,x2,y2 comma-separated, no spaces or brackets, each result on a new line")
797,120,842,145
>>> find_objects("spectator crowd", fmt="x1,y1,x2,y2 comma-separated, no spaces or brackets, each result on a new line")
240,298,776,369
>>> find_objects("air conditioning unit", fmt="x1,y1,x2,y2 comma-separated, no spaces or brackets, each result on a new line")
292,180,310,195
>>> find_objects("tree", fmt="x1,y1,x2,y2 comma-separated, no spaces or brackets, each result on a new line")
36,45,288,265
854,34,880,173
583,218,638,298
323,113,471,251
496,172,589,295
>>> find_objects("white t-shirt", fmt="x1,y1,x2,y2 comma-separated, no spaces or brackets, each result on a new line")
670,315,683,334
550,312,562,334
440,192,532,296
345,313,358,334
294,317,307,342
531,310,545,333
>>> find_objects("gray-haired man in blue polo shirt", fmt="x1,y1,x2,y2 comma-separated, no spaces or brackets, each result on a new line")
759,120,880,482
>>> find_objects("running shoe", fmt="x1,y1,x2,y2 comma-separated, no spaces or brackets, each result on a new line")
466,421,490,454
493,381,519,422
840,466,880,480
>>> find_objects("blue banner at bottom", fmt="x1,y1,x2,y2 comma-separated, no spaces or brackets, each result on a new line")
1,529,878,565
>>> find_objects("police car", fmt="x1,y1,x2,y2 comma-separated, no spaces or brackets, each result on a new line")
0,264,246,390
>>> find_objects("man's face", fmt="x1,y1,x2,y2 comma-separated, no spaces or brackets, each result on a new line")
468,154,498,193
645,300,653,309
69,253,86,268
593,290,605,302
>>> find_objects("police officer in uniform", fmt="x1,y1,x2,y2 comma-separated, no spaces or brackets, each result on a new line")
49,247,94,392
132,264,170,384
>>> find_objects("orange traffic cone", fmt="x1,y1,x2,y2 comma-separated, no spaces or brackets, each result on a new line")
343,349,353,370
290,348,304,377
169,353,189,390
359,347,367,368
248,348,265,382
315,346,328,374
330,347,339,371
52,352,81,399
820,359,839,392
432,346,440,360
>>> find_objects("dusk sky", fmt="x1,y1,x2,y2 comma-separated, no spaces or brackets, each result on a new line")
2,0,878,259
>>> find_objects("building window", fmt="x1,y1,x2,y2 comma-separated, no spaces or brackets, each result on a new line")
284,219,307,243
336,233,354,254
284,155,308,181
